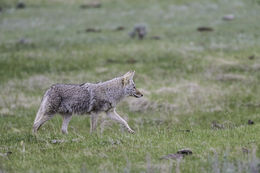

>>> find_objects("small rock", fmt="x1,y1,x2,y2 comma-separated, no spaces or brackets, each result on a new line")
18,38,31,44
80,2,101,9
0,151,12,157
18,38,26,44
248,120,254,125
211,121,224,129
126,58,137,64
177,149,192,155
106,59,120,64
109,139,121,145
248,55,255,60
51,139,65,144
129,25,147,40
160,154,183,160
150,36,161,40
6,151,12,156
115,26,125,31
16,2,26,9
197,27,214,32
179,129,191,132
222,14,235,21
86,28,101,32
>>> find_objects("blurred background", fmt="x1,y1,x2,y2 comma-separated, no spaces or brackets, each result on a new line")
0,0,259,172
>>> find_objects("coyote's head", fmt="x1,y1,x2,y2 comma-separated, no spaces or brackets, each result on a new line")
122,71,143,98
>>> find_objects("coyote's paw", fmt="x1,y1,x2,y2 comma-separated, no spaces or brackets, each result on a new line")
128,129,135,134
62,130,68,134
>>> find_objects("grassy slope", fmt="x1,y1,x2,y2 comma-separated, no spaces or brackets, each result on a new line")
0,0,260,172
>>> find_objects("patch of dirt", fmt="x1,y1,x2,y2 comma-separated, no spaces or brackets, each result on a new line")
106,59,120,64
126,58,137,64
80,2,101,9
106,58,138,65
197,27,214,32
248,55,255,60
248,120,254,125
114,26,125,31
177,149,192,155
160,149,192,160
16,2,26,9
150,36,161,40
86,28,101,32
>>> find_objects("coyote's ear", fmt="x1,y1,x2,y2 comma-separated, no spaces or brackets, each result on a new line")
123,71,135,79
130,70,135,78
122,71,135,86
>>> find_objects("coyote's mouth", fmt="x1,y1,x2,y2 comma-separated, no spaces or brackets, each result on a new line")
133,93,143,98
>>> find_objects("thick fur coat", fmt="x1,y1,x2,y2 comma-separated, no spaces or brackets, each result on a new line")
33,71,143,134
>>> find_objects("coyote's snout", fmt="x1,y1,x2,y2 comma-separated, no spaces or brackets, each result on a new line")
133,89,143,98
33,71,143,134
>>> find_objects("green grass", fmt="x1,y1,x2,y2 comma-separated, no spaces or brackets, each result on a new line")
0,0,260,172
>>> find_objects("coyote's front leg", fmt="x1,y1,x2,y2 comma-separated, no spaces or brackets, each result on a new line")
90,112,99,133
61,114,72,134
106,108,135,134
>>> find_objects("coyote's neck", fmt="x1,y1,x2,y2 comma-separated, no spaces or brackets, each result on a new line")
97,77,125,105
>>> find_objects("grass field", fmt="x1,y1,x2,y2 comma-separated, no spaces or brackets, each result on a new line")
0,0,260,172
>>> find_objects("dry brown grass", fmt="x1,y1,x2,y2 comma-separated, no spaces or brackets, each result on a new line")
126,80,227,114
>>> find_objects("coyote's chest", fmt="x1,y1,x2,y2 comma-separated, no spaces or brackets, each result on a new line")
91,98,112,113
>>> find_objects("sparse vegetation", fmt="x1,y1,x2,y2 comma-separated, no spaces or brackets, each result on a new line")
0,0,260,172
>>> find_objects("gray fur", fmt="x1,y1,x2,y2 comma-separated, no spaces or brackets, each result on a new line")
129,25,147,40
33,71,143,134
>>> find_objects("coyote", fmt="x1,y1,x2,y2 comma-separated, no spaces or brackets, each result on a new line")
33,71,143,134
